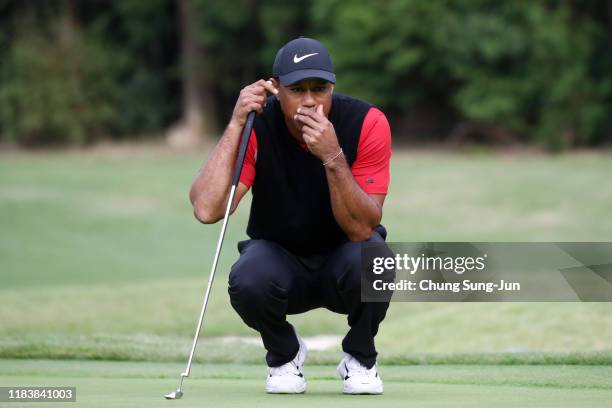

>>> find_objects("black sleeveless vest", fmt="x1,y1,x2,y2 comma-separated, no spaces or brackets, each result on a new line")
247,93,372,255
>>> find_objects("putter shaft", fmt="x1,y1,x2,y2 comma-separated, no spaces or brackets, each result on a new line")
169,185,237,395
165,111,255,399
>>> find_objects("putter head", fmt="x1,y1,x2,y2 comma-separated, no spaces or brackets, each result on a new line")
164,390,183,400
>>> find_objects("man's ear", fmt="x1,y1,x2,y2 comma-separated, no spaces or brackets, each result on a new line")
269,78,280,95
330,84,335,94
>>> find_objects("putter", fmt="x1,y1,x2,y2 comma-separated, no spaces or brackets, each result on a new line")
165,111,256,400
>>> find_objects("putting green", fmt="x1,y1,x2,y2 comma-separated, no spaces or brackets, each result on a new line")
1,360,611,407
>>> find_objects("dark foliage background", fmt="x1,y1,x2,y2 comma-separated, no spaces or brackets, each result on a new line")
1,0,611,149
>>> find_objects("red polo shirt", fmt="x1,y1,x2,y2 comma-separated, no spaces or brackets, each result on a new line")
239,107,391,194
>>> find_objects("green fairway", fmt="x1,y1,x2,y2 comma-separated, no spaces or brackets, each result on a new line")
1,360,611,408
1,148,612,362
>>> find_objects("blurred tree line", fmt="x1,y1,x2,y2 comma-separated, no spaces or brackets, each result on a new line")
0,0,611,149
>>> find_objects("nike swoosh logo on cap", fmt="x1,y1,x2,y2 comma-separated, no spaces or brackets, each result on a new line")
293,53,318,63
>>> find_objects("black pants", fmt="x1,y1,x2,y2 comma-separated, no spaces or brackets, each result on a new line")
228,226,391,369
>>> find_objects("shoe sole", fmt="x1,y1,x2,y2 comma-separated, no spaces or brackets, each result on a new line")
266,383,307,394
342,384,383,395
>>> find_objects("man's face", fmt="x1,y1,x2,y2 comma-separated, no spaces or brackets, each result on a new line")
274,78,334,134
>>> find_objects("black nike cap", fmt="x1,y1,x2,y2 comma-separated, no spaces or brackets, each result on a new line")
272,37,336,86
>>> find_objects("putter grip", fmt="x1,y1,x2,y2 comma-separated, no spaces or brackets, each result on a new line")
231,111,256,187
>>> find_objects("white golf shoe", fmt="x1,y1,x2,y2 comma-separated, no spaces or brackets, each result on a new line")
265,333,307,394
337,353,383,395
